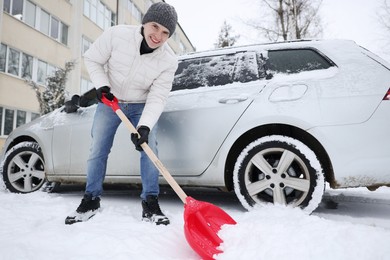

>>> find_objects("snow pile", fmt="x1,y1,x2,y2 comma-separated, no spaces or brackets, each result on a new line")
218,204,390,259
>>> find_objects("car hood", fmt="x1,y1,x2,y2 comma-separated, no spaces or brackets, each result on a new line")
20,107,69,132
1,107,69,155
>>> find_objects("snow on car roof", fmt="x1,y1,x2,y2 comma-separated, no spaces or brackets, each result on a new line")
179,38,390,73
178,39,358,60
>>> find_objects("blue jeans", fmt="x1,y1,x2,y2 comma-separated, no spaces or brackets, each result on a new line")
85,102,159,200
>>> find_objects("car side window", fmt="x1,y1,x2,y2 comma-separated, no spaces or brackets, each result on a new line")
173,55,233,91
267,49,334,74
233,52,264,83
172,52,262,91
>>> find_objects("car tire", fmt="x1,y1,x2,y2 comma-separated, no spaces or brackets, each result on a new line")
233,135,325,213
1,141,46,193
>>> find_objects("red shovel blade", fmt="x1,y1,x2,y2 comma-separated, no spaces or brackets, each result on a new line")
184,196,236,260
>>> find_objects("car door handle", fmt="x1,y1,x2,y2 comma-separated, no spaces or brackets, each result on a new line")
219,97,248,104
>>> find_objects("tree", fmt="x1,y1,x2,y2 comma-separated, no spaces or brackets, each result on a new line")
28,61,75,115
215,20,240,48
376,0,390,61
247,0,323,41
378,0,390,33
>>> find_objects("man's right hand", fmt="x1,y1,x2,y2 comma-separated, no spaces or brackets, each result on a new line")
96,86,114,101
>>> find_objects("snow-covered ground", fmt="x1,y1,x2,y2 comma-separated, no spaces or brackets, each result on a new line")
1,182,390,260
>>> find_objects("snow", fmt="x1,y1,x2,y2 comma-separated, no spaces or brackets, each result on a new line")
220,202,390,260
25,109,68,132
1,182,390,260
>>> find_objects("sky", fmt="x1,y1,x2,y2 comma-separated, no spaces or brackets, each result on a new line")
167,0,390,62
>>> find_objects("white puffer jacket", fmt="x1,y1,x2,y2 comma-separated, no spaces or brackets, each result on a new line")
83,25,178,129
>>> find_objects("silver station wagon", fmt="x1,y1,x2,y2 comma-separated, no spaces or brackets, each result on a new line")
1,39,390,212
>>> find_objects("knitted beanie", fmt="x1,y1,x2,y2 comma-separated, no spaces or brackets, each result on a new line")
142,2,178,37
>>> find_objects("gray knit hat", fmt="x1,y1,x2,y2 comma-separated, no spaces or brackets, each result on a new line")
142,2,178,37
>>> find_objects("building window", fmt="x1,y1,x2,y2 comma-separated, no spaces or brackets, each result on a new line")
3,1,68,45
16,110,27,128
4,109,15,135
82,36,93,54
132,6,141,23
39,9,50,35
22,53,33,79
0,107,40,137
31,113,40,121
1,43,57,84
60,23,69,45
83,0,90,18
47,64,55,78
25,0,36,27
11,0,23,20
81,78,95,94
0,44,6,72
3,0,25,18
111,12,116,27
179,42,185,54
37,60,48,84
84,0,115,30
3,0,11,13
37,60,56,84
106,6,112,28
0,108,2,135
97,1,105,28
38,9,70,45
50,17,60,40
7,48,20,76
90,0,97,22
127,0,142,23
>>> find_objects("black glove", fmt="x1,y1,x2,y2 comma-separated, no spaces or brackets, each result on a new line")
131,126,150,151
79,88,98,107
64,95,80,113
96,86,114,102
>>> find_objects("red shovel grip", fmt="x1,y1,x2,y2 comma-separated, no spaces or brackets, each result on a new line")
101,93,120,112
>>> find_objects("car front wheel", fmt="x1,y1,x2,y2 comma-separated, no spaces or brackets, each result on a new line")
1,141,46,193
233,135,325,213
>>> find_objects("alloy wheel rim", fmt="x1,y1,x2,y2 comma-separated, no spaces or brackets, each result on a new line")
7,151,45,192
244,147,311,207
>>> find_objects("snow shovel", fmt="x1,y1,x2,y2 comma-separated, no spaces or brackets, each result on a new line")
101,94,236,260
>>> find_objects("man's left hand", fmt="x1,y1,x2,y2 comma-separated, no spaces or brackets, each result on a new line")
131,126,150,151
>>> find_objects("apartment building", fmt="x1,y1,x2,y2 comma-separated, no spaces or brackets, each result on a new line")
0,0,195,148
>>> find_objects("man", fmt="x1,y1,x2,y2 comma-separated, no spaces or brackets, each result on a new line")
65,2,178,225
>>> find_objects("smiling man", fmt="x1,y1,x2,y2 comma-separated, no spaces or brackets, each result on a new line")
65,2,178,225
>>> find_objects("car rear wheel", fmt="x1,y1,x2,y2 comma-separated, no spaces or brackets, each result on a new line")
1,141,46,193
233,135,325,213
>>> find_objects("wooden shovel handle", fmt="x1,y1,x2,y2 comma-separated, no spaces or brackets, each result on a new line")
101,94,188,203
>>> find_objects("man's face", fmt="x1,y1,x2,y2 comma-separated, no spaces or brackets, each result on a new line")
143,22,170,49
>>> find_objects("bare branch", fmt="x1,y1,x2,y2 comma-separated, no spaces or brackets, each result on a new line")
246,0,323,41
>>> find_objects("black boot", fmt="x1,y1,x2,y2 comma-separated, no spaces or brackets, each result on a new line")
76,194,101,213
142,195,170,225
65,194,101,225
